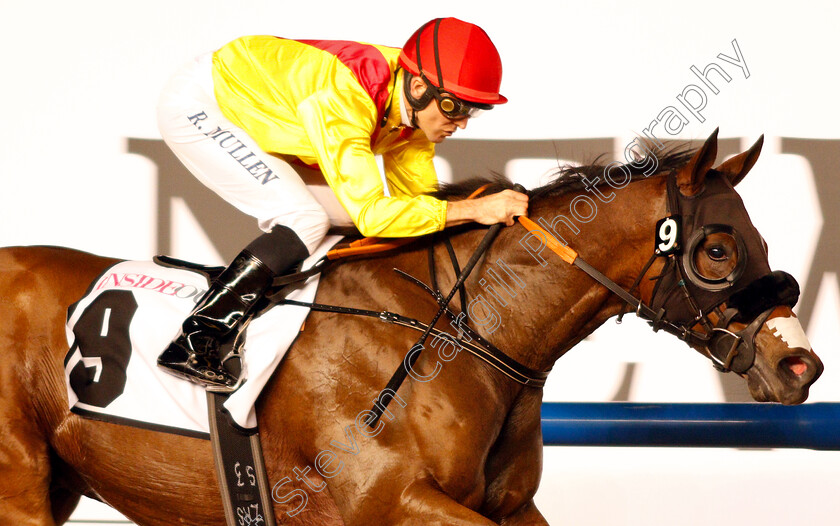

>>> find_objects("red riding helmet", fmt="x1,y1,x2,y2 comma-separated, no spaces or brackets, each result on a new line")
399,18,507,106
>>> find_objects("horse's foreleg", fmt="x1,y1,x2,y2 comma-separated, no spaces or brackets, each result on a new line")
382,480,499,526
499,500,549,525
48,485,81,526
0,421,57,525
481,394,546,525
48,455,84,525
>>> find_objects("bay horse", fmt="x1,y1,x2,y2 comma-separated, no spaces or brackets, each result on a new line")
0,130,822,525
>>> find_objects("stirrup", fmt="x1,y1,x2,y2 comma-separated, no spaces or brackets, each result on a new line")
157,340,239,389
207,345,247,393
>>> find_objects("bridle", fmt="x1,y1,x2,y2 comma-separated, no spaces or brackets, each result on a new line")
617,170,800,374
517,168,799,376
267,172,799,427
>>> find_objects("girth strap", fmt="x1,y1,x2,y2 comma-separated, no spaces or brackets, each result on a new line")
207,392,277,526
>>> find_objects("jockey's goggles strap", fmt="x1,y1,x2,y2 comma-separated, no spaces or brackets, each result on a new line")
423,20,490,119
424,78,490,119
409,19,488,120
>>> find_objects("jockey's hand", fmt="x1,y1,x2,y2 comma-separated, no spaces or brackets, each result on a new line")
445,189,529,228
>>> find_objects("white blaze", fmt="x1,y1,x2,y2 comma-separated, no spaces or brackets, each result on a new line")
766,316,812,351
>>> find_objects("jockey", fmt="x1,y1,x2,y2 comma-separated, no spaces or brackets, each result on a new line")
155,17,528,388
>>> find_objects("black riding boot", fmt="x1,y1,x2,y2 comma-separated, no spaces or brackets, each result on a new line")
157,250,275,388
157,225,311,388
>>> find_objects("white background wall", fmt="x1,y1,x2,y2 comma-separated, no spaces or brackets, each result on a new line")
3,1,840,524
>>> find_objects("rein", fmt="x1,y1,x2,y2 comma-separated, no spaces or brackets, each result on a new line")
279,294,549,387
519,170,798,376
263,183,550,428
518,214,710,347
263,171,796,429
272,222,550,429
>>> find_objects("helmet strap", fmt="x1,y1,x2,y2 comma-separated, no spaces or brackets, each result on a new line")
404,19,443,127
430,18,445,91
403,69,432,126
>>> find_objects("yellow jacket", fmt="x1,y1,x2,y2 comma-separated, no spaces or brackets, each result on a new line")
211,35,447,238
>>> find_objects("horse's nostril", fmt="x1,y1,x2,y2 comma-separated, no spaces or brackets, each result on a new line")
782,356,808,376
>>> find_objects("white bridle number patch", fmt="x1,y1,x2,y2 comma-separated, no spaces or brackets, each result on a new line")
655,216,680,255
766,316,812,351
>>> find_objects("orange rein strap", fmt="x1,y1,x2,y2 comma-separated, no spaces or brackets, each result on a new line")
466,183,492,200
326,237,414,260
517,216,661,322
517,216,578,264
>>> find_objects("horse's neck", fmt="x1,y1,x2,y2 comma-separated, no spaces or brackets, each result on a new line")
451,176,669,373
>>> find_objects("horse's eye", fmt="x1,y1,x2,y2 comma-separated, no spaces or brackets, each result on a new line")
707,246,727,261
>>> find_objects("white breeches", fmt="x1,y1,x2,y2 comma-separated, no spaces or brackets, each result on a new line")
156,53,353,255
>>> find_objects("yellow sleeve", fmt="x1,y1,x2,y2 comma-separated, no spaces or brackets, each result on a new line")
296,88,447,238
382,136,439,197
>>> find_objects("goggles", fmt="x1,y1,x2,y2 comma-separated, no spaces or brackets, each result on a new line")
423,77,491,120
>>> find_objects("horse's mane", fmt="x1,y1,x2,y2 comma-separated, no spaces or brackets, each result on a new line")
429,142,696,202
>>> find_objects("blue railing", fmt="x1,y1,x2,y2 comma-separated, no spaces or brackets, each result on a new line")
541,402,840,450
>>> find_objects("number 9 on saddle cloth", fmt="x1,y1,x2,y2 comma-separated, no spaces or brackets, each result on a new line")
63,237,341,434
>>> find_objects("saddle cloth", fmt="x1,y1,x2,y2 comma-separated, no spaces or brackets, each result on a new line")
63,236,341,434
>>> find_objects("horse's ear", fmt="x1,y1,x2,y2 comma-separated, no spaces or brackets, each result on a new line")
677,128,719,196
714,134,764,187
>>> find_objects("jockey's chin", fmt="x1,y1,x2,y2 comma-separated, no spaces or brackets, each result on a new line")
414,105,468,144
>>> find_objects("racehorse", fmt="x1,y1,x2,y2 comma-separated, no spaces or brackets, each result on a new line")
0,129,822,525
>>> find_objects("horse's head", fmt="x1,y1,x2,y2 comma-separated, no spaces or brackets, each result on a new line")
647,128,822,404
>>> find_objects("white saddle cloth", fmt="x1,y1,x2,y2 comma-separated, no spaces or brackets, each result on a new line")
64,236,341,433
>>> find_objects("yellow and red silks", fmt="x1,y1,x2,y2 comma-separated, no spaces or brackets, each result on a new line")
211,36,447,238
